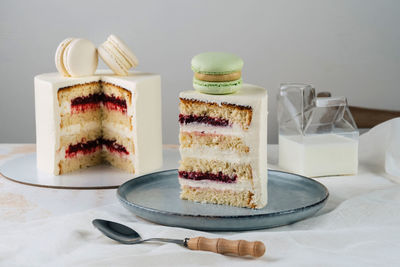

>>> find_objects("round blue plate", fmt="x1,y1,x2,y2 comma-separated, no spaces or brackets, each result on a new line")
117,169,329,231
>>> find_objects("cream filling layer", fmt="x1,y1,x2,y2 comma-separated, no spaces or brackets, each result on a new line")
60,121,101,136
102,121,133,138
180,123,243,136
59,121,133,141
180,147,251,164
179,178,254,192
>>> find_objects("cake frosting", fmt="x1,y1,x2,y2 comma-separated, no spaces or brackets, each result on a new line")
35,70,162,175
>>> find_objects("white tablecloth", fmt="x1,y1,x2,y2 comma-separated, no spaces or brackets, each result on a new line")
0,144,399,266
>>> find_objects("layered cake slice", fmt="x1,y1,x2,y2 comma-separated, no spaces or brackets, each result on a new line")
34,71,162,175
178,85,268,209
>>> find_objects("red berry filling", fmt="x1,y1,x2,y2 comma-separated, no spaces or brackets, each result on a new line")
65,139,102,158
178,171,237,183
103,94,127,113
178,114,230,127
70,94,103,113
71,93,103,106
70,93,127,114
65,138,129,158
102,139,129,155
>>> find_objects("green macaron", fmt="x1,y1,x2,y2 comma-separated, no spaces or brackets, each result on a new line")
191,52,244,94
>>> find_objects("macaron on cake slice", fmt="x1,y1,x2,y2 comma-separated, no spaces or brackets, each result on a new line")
55,38,98,77
98,34,139,76
191,52,244,95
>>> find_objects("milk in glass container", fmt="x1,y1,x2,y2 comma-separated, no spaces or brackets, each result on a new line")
278,83,359,177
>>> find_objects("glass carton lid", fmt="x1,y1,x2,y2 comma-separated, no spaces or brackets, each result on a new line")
278,83,358,136
316,96,347,108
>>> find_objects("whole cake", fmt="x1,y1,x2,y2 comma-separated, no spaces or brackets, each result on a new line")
178,52,268,209
35,35,162,175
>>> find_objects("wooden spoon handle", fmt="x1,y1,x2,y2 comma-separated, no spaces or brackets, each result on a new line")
186,237,265,257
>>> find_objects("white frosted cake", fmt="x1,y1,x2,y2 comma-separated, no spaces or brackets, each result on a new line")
34,71,162,175
178,84,268,209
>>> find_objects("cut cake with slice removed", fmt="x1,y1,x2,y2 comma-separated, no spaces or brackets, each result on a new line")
34,70,162,175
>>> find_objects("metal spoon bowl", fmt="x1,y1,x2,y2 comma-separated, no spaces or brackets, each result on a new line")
92,219,184,245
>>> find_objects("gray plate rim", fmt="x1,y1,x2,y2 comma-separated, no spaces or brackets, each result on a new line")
117,169,329,219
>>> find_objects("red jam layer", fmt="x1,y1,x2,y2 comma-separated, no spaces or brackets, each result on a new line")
71,93,104,106
102,139,129,155
65,139,102,158
70,93,127,114
65,138,129,158
178,171,237,183
103,94,127,113
178,114,230,127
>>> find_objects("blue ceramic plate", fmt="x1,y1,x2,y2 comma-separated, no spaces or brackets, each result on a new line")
117,169,329,231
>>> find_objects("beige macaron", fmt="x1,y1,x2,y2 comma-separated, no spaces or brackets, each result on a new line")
98,34,139,76
55,38,74,77
55,38,98,77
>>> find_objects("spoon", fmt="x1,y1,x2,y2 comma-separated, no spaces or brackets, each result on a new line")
92,219,266,257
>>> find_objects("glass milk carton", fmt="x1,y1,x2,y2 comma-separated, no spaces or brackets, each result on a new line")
278,83,359,177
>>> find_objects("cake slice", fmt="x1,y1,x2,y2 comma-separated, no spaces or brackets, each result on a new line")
178,84,268,209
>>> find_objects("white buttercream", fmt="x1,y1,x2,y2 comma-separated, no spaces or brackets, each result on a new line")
179,178,254,192
35,70,162,175
179,147,251,164
60,121,100,136
180,123,243,136
102,121,133,138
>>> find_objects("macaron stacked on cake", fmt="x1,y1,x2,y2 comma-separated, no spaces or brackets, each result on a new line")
179,52,268,209
98,35,139,76
192,52,243,95
35,35,162,175
55,38,98,77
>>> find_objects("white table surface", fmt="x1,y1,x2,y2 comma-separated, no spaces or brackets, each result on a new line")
0,144,399,266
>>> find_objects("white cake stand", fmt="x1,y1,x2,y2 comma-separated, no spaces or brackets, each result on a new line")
0,149,180,189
